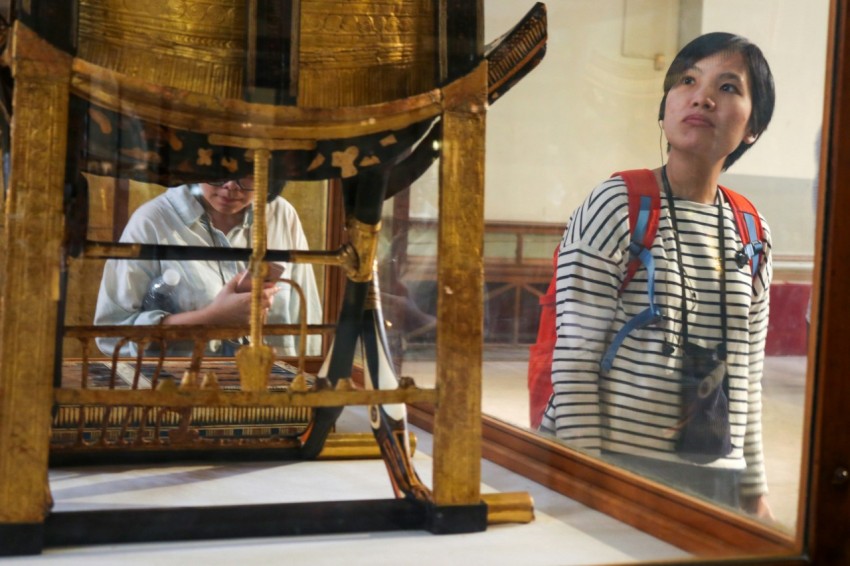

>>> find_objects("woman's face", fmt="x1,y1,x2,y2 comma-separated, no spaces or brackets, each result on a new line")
662,51,755,166
200,178,254,216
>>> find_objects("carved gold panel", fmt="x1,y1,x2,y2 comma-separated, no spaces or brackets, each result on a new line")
298,0,436,107
77,0,247,98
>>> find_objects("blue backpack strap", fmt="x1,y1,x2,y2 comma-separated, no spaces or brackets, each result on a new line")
601,170,662,375
739,212,764,276
719,186,764,278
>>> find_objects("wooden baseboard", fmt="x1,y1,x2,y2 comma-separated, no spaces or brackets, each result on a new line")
407,403,797,559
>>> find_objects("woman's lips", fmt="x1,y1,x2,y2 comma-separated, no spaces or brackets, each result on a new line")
683,113,713,127
215,195,242,206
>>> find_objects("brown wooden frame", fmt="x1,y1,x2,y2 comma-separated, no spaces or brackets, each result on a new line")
807,0,850,562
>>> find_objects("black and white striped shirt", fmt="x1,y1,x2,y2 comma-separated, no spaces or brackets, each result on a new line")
540,175,772,497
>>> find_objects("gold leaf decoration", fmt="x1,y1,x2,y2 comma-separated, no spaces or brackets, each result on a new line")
88,108,113,134
331,146,359,178
197,148,213,166
221,156,238,173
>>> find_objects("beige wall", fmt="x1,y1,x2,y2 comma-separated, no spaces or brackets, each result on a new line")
408,0,830,258
483,1,674,223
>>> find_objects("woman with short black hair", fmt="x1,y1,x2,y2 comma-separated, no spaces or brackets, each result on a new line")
540,32,776,520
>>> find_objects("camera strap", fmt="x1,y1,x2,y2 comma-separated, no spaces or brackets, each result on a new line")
661,166,729,362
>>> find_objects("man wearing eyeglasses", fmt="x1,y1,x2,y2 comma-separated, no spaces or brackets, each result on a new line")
94,176,323,358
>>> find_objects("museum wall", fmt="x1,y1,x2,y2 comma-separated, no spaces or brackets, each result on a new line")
405,0,828,260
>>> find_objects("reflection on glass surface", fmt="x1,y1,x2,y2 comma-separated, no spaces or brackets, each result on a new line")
378,0,828,538
63,175,329,360
91,179,323,358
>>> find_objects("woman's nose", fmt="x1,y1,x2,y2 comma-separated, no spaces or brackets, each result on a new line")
692,91,716,109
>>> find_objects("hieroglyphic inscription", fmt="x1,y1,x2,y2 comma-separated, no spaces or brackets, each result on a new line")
298,0,436,107
77,0,247,98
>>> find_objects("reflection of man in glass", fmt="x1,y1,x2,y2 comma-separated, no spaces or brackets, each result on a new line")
540,33,775,520
94,176,322,357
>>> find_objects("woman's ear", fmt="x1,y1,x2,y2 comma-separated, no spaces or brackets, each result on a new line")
744,131,759,144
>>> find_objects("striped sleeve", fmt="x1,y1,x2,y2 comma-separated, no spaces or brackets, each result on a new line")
740,213,772,497
540,180,630,452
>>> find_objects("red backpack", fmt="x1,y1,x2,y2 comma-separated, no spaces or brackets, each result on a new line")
527,169,764,429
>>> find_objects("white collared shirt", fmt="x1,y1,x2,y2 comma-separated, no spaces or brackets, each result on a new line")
94,184,323,357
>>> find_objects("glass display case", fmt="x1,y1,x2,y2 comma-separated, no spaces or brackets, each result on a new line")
1,1,849,563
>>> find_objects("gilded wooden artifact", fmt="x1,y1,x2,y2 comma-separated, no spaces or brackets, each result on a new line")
0,22,72,529
433,61,488,507
0,0,548,554
481,492,535,524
